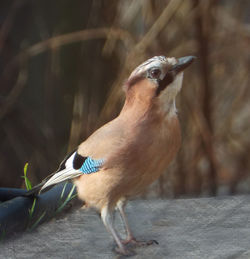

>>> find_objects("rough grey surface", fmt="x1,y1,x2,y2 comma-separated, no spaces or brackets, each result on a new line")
2,195,250,259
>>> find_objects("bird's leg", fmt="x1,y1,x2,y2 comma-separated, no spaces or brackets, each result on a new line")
116,199,134,243
101,205,134,256
117,199,159,247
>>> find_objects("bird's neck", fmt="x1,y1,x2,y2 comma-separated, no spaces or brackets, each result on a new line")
119,96,177,124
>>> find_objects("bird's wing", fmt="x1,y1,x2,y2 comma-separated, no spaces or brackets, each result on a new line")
25,118,123,197
25,151,104,196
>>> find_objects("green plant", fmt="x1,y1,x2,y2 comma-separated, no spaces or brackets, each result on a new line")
21,164,77,231
21,163,36,218
22,163,32,191
28,211,46,231
21,163,38,223
28,198,37,219
56,182,77,213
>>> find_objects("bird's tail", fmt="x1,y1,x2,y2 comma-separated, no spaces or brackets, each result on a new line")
40,168,81,191
24,168,82,197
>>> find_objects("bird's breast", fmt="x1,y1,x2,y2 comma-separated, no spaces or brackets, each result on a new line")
74,114,181,209
108,114,181,197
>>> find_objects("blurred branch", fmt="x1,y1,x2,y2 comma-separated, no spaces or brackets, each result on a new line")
24,28,134,57
0,58,28,121
193,0,218,195
216,6,250,39
2,28,134,79
134,0,183,54
102,0,142,56
230,144,250,194
219,73,249,138
0,0,27,54
0,27,134,121
67,87,85,152
189,103,220,174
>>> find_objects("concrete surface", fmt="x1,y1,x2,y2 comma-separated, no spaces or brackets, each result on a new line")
1,195,250,259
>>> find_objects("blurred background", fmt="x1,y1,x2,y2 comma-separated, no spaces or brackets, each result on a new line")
0,0,250,198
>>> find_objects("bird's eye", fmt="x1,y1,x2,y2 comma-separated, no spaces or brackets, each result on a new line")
149,68,161,79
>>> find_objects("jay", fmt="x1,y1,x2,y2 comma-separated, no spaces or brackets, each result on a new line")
27,55,195,255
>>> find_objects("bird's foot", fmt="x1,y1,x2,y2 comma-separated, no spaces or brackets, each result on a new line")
122,237,159,247
81,204,89,210
114,246,135,257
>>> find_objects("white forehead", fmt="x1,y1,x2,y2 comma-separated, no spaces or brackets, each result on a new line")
129,56,177,79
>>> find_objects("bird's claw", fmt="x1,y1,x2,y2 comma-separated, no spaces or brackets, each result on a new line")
122,237,159,247
114,246,135,257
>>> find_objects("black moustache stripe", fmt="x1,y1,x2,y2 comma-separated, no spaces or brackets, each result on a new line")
156,72,174,96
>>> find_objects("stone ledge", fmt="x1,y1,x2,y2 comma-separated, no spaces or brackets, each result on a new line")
1,195,250,258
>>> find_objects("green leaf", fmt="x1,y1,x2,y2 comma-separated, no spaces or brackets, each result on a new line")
28,198,37,219
24,163,28,176
56,184,76,213
25,178,32,191
22,163,32,190
29,212,46,231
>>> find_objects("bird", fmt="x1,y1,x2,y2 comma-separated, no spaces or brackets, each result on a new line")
26,55,195,255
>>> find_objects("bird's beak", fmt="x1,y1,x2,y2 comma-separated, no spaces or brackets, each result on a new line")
170,56,196,74
156,55,196,96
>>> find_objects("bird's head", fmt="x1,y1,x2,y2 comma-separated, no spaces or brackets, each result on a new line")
124,55,195,115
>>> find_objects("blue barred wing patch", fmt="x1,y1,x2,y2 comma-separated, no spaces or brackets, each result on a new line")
79,157,104,174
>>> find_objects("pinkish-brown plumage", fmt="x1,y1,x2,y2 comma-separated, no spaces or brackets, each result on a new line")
29,55,195,255
75,78,181,210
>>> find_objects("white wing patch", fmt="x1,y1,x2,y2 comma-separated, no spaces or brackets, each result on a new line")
41,152,104,191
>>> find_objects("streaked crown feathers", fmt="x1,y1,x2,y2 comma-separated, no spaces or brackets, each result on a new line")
128,56,177,81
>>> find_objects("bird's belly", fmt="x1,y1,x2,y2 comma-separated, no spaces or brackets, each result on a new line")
123,153,174,197
74,147,178,210
75,117,181,210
